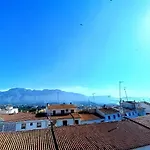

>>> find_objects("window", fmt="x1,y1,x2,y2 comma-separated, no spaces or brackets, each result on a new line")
61,110,65,114
21,123,26,129
30,123,33,126
113,115,116,119
53,110,56,115
66,109,68,112
75,120,79,124
71,109,74,113
118,114,120,117
108,116,111,120
63,120,67,126
125,114,127,116
129,112,131,116
37,122,42,128
132,112,134,115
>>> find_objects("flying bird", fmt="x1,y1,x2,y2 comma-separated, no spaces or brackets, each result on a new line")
80,24,83,26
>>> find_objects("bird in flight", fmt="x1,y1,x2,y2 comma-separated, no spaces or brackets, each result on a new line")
80,24,83,26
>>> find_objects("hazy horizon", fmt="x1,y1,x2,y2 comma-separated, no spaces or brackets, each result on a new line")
0,87,150,99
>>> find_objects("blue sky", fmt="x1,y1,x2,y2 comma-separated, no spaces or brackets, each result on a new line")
0,0,150,97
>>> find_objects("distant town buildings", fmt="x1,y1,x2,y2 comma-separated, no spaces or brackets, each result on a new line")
0,105,18,115
0,101,147,132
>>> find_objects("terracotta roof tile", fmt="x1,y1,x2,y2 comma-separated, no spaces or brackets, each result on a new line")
54,120,150,150
71,113,81,119
48,104,77,110
51,114,73,120
133,115,150,128
99,108,119,114
0,129,55,150
0,112,47,122
79,114,100,121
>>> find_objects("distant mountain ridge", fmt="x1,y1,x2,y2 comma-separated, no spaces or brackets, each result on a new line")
0,88,119,105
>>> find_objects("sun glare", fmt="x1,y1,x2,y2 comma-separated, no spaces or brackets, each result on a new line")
139,11,150,46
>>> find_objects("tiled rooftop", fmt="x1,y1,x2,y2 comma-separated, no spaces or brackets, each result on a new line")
54,120,150,150
0,129,55,150
134,115,150,128
51,114,74,120
79,114,101,121
1,119,150,150
47,104,77,110
50,113,81,120
0,112,47,122
71,113,81,119
99,108,119,115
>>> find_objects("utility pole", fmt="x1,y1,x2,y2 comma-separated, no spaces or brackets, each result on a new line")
119,81,123,106
88,97,90,107
124,87,128,101
92,93,95,107
92,93,95,101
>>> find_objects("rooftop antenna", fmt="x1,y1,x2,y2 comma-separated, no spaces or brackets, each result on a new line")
119,81,123,106
92,93,95,100
124,87,128,101
119,81,124,114
88,97,90,107
92,93,95,106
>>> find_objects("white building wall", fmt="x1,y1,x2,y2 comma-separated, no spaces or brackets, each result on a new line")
55,119,74,127
105,113,122,122
76,118,81,124
16,120,49,131
0,108,18,115
46,108,77,116
124,111,138,118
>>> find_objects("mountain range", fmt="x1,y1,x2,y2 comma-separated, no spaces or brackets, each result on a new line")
0,88,119,105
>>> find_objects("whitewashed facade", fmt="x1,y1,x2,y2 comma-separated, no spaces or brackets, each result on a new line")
96,108,122,122
16,120,50,131
46,104,77,116
0,106,18,115
0,119,50,132
55,118,74,127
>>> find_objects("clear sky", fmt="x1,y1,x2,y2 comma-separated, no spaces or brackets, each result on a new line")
0,0,150,97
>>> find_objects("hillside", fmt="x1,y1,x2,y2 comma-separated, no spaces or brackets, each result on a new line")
0,88,118,105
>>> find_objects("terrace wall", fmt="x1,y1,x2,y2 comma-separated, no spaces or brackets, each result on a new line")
55,118,74,127
105,113,122,122
81,119,103,125
16,120,49,131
